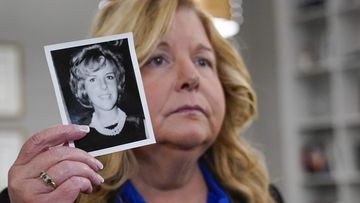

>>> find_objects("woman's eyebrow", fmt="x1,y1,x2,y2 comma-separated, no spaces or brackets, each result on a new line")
196,44,214,53
157,41,170,49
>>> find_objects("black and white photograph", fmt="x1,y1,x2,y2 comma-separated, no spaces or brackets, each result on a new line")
44,33,155,157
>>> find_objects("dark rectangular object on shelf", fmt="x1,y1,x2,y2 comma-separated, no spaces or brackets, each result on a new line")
298,0,326,9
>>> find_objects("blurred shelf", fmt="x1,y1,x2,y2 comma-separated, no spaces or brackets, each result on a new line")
276,0,360,203
338,2,360,16
294,8,328,23
276,0,360,202
304,172,360,187
342,49,360,71
303,172,336,187
296,66,330,78
344,113,360,128
299,116,333,132
335,172,360,185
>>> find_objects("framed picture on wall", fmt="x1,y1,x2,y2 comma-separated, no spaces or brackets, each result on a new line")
0,130,25,191
0,43,23,118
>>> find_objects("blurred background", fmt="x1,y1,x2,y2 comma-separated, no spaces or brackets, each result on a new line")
1,0,359,202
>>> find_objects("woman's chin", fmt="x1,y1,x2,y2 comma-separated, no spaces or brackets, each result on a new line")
156,131,215,151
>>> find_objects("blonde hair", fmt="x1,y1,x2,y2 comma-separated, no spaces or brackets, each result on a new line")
78,0,275,202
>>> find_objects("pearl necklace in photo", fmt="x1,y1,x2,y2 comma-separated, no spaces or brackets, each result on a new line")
90,108,127,136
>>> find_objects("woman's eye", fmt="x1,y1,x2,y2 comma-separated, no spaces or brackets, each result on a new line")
196,58,212,68
146,55,168,67
89,78,96,83
106,75,115,80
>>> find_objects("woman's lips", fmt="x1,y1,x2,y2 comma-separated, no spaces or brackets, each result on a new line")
171,105,207,116
98,94,111,99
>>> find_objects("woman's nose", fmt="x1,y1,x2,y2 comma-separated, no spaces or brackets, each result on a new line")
175,58,200,91
99,78,108,90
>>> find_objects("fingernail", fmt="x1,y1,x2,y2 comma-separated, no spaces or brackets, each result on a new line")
86,186,93,194
94,159,104,170
97,173,105,184
78,125,90,133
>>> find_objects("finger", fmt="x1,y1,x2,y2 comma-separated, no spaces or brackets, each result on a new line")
14,124,90,165
8,165,52,195
23,146,103,178
8,177,53,203
47,160,104,186
25,178,55,194
46,176,93,203
8,168,94,203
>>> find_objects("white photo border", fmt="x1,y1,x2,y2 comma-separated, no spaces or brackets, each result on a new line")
44,33,155,157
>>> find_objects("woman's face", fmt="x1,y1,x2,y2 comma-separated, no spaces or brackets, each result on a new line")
141,7,225,150
84,61,118,112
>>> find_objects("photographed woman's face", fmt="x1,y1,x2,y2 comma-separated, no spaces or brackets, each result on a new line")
141,7,226,151
84,61,118,112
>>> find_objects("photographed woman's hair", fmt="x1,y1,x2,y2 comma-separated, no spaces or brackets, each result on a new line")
78,0,276,203
69,44,126,108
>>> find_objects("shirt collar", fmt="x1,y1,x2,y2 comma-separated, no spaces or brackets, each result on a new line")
116,161,230,203
199,161,230,203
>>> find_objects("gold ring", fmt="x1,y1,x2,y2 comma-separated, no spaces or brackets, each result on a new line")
39,170,56,188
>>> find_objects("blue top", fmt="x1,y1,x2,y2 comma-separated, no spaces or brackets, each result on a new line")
115,162,230,203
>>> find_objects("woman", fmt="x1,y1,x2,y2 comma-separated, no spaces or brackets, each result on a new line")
3,0,283,202
69,44,146,152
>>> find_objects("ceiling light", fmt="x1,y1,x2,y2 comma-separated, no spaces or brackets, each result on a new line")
195,0,242,38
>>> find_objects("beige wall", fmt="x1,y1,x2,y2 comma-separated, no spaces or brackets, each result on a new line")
240,0,284,191
0,0,98,134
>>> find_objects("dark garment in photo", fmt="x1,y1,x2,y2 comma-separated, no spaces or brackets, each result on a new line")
75,116,146,152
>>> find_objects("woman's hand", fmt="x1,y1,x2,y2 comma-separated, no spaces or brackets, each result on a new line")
7,125,104,203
